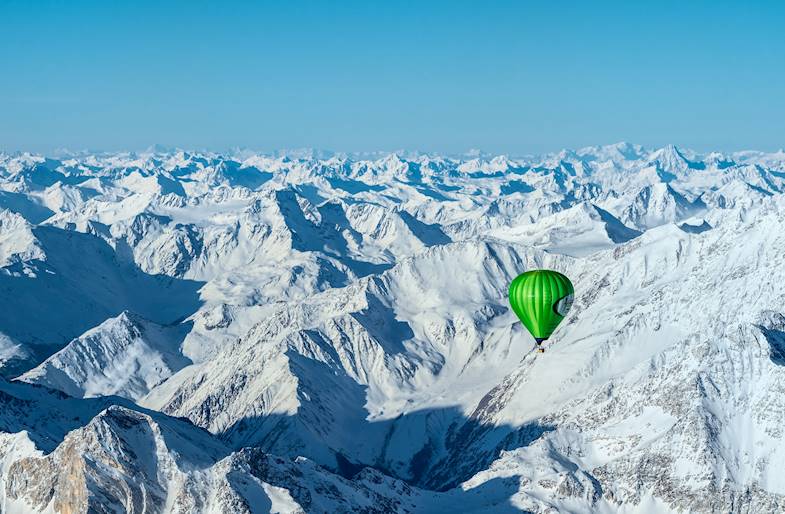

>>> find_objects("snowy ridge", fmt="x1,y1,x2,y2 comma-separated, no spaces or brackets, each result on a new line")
19,311,190,400
0,143,784,513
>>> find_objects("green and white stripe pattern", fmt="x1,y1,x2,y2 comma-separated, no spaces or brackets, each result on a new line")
508,269,574,341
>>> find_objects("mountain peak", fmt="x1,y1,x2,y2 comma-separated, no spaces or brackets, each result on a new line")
0,145,784,513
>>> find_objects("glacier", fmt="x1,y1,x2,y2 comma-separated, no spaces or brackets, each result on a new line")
0,143,784,512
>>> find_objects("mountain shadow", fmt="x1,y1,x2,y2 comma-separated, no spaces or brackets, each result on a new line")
500,180,535,195
218,344,554,493
0,190,55,224
1,377,537,512
327,177,385,194
0,226,204,375
0,378,226,459
398,210,452,247
758,325,785,366
223,405,554,494
594,205,642,244
679,220,712,234
243,447,532,513
218,161,274,190
275,189,393,278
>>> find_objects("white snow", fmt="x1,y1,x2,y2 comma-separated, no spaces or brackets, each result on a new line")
0,144,784,513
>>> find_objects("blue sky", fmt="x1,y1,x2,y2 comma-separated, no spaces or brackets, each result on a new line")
1,1,783,154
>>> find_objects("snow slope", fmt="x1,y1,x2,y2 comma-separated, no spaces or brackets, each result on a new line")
0,144,784,513
19,311,191,400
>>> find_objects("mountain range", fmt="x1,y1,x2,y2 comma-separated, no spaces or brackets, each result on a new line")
1,142,784,513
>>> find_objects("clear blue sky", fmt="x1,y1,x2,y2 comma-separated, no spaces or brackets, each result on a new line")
1,1,783,155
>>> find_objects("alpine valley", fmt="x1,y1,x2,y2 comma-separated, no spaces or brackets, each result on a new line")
1,142,784,513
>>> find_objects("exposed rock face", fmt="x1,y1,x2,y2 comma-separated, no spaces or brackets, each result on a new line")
1,145,785,513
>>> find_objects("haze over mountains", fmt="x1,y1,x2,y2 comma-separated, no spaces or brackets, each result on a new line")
1,142,785,513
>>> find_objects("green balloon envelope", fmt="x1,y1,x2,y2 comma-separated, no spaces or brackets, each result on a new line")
508,269,574,341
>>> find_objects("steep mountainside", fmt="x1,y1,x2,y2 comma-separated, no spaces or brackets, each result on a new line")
0,144,784,513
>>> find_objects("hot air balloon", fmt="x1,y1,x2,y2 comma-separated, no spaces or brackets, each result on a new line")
508,269,574,353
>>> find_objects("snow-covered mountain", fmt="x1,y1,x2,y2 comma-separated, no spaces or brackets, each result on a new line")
1,143,784,513
18,311,190,400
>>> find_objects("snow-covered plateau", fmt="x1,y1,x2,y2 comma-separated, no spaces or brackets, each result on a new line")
1,142,784,513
